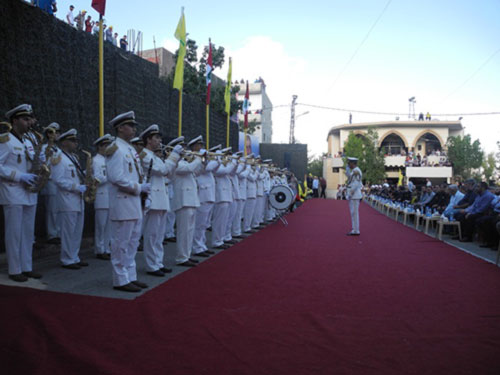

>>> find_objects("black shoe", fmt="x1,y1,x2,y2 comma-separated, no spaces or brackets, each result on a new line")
78,261,89,267
137,243,143,252
47,237,61,245
113,283,141,293
451,236,460,240
178,260,197,267
22,271,42,279
205,250,215,255
189,258,200,263
160,267,172,273
480,243,494,248
459,237,472,242
193,252,209,258
9,273,28,282
131,280,148,289
62,263,81,270
167,237,177,243
147,270,165,277
96,253,110,260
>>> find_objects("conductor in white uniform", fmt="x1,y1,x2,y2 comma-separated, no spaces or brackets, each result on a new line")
345,157,363,236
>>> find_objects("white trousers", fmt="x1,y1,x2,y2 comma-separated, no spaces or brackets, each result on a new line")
212,202,229,247
59,211,84,265
266,196,275,221
243,198,256,232
252,195,264,228
110,218,142,286
175,207,196,264
94,208,111,254
165,210,176,239
224,200,238,241
45,194,59,239
143,209,167,272
232,199,245,236
349,199,360,234
193,202,213,254
3,205,36,275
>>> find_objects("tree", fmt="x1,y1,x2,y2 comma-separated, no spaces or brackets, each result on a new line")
482,152,496,183
238,119,259,134
446,135,483,179
343,128,386,185
307,155,323,177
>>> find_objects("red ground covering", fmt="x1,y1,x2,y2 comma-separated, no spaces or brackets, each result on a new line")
1,199,500,375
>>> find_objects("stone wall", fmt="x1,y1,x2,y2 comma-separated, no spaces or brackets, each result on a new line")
259,144,308,183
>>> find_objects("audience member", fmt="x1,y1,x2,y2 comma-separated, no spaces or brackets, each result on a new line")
457,182,495,242
85,15,94,33
320,177,327,198
113,32,119,46
66,4,74,25
312,176,319,198
120,35,128,51
105,25,113,42
74,9,86,31
442,184,464,220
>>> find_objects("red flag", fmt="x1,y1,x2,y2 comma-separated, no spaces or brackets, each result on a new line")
91,0,106,16
243,81,249,129
206,40,213,105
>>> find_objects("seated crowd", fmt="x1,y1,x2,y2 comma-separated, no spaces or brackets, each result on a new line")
368,179,500,249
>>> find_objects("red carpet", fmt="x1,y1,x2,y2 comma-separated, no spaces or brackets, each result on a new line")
1,199,500,374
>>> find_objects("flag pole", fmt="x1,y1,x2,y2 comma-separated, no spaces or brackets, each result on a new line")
98,14,104,137
226,111,230,148
206,104,209,149
178,90,182,136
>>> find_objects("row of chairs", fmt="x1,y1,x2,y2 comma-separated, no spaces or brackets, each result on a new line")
365,196,500,266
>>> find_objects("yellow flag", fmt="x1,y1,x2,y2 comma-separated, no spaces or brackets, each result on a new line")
173,9,186,90
397,168,404,186
224,57,232,113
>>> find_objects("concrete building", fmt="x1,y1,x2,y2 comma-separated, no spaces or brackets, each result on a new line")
323,120,464,198
235,80,273,143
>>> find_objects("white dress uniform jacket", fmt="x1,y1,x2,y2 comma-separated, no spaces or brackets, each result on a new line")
106,137,143,220
196,159,219,204
141,149,179,211
346,166,363,200
237,163,250,200
214,160,237,203
172,156,203,211
51,152,84,212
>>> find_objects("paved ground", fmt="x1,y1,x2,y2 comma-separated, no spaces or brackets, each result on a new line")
0,229,254,300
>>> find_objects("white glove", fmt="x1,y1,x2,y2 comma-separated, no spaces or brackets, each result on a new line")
199,148,207,156
140,182,151,193
172,145,183,155
20,173,38,186
78,185,87,193
144,198,152,210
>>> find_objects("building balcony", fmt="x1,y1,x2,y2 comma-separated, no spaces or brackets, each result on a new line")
406,166,452,179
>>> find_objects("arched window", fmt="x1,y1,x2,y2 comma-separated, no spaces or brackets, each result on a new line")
414,132,442,155
380,133,406,155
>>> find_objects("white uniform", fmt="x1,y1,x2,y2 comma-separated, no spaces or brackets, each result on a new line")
164,177,176,239
40,143,60,240
172,156,203,264
141,149,178,272
263,168,274,221
252,166,265,228
224,160,243,241
93,153,111,255
346,166,363,234
243,166,257,232
106,137,143,287
52,151,85,266
212,160,236,247
236,162,250,235
0,133,38,275
193,159,219,254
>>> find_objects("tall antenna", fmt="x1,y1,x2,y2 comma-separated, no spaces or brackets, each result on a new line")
289,95,298,144
408,97,416,119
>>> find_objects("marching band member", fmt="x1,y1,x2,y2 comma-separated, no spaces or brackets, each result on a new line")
235,154,250,237
212,147,237,249
106,111,151,292
225,151,244,242
171,136,205,267
261,160,273,222
163,137,181,244
40,122,61,244
139,125,181,276
51,129,87,270
0,105,41,282
192,137,218,258
345,157,363,236
243,156,258,233
130,137,145,157
92,133,113,260
252,157,265,229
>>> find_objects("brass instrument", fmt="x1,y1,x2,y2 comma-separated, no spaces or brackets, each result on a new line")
81,150,98,203
43,127,57,161
24,127,51,193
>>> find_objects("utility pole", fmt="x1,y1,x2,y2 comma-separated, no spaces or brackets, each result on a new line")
408,96,416,119
289,95,298,144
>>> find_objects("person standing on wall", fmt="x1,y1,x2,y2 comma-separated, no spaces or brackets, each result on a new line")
345,157,363,236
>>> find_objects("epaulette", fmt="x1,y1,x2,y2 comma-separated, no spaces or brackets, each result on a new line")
105,143,118,157
0,133,10,143
51,154,62,165
139,150,147,160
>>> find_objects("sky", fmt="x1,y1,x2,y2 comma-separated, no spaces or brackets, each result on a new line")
53,0,499,156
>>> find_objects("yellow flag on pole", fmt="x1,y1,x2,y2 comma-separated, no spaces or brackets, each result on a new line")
173,8,186,90
224,57,232,113
397,168,404,186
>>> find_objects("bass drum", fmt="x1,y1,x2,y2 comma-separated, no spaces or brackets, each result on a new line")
269,185,294,210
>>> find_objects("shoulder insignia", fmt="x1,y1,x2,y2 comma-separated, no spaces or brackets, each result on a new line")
139,151,147,160
105,143,118,157
0,133,10,143
51,154,62,165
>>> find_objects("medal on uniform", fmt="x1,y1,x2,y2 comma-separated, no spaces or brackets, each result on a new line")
17,154,22,164
71,170,75,178
129,162,132,173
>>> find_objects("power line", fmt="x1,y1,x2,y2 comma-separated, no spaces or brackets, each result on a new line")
440,47,500,104
326,0,393,94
